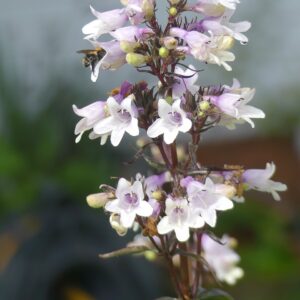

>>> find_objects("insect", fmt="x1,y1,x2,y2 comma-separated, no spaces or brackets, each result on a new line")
77,48,106,73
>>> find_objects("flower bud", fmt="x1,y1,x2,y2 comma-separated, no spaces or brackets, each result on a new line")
120,41,140,53
218,36,235,50
159,47,169,58
163,36,178,50
198,111,205,118
144,250,157,261
142,0,155,19
126,53,148,67
228,237,238,249
109,213,128,236
169,7,178,16
86,192,113,208
165,96,173,104
199,100,210,111
151,190,164,201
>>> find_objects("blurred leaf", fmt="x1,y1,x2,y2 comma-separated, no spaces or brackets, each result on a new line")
99,246,151,259
198,288,234,300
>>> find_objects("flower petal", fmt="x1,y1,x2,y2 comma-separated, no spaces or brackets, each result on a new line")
157,216,173,235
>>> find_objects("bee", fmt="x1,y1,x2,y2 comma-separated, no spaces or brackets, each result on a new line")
77,48,106,73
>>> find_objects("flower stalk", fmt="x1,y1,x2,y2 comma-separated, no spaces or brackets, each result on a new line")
74,0,287,299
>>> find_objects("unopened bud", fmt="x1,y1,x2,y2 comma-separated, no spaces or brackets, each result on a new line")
120,41,140,53
145,250,157,261
126,53,148,67
198,111,205,117
136,137,147,148
199,100,210,111
163,36,178,50
109,214,128,236
86,192,113,208
152,190,164,201
219,36,235,50
228,237,238,249
165,96,173,104
142,0,155,19
169,7,178,16
159,47,169,58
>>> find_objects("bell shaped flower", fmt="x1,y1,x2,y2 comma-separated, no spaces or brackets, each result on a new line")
242,162,287,201
94,94,139,147
110,26,153,43
105,178,153,228
207,80,265,128
172,65,200,98
88,40,126,82
82,6,128,40
198,9,251,44
189,0,240,17
186,178,234,227
170,28,235,71
202,234,244,285
157,197,204,242
147,98,192,144
72,101,108,144
121,0,155,25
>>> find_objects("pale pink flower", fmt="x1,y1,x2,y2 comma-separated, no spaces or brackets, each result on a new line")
105,178,153,228
147,99,192,144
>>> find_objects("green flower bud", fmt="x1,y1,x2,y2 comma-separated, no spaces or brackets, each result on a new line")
120,41,140,53
86,192,113,208
144,251,157,261
169,7,178,16
142,0,155,19
159,47,169,58
163,36,178,50
126,53,148,67
165,96,173,104
170,0,180,5
199,100,210,111
198,111,205,118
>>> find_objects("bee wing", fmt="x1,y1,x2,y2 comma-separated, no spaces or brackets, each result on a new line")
77,49,94,54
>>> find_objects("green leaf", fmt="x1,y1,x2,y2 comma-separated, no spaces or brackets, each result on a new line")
198,288,234,300
99,246,151,259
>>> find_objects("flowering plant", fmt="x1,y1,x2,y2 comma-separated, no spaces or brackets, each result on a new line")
74,1,287,299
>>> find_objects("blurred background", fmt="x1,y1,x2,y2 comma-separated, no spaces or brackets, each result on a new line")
0,0,299,299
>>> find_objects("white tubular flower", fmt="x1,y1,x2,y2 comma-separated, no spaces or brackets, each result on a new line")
170,28,235,71
201,9,251,44
105,178,153,228
157,198,204,242
208,80,265,128
242,162,287,201
191,0,240,17
72,101,107,144
187,178,234,227
82,6,128,40
94,94,139,147
89,40,126,82
172,65,200,98
110,26,153,42
202,234,244,285
147,99,192,144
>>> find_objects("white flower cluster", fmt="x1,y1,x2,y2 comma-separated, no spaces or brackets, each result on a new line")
74,0,287,293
